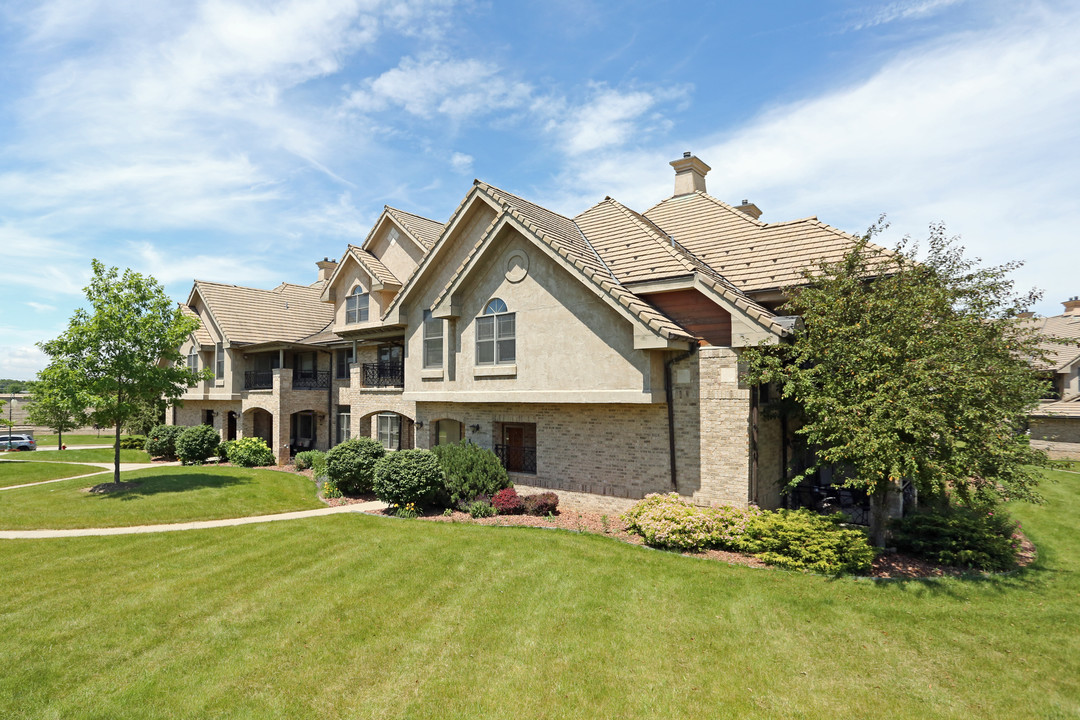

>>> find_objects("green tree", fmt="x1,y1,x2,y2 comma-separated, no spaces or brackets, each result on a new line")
39,260,208,485
25,361,89,450
741,224,1050,545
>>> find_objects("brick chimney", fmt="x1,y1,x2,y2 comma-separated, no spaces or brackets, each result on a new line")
735,199,763,220
316,257,338,283
1064,296,1080,316
670,152,711,196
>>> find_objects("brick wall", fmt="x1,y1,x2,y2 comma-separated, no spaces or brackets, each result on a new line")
1030,417,1080,459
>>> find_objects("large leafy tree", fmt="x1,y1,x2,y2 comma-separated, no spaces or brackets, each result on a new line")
741,224,1050,544
40,260,206,484
25,361,89,450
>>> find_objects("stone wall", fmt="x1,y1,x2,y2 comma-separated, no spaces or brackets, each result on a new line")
1030,417,1080,459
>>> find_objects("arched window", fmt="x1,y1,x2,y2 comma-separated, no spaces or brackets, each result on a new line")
346,285,369,324
476,297,515,365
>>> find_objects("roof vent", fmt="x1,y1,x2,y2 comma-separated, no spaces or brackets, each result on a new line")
682,151,691,158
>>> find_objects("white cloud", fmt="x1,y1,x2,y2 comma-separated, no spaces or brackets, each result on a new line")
449,152,474,173
847,0,966,31
344,55,531,120
0,344,50,381
25,302,56,312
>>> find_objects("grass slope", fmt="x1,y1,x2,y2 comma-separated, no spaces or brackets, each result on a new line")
0,461,104,488
34,433,113,448
0,469,1077,719
0,466,323,530
30,448,152,463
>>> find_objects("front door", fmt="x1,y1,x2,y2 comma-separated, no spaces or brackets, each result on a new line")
227,412,237,441
504,425,525,472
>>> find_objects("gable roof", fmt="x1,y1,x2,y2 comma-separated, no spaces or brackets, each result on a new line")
643,191,890,293
344,246,401,288
1019,313,1080,372
384,206,444,248
179,304,214,347
190,280,335,345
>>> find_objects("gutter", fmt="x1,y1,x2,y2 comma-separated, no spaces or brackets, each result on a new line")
664,342,699,492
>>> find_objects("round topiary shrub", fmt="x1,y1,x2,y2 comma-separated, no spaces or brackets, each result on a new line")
227,436,275,467
372,449,444,507
145,424,183,460
431,441,510,506
326,437,385,494
175,424,221,465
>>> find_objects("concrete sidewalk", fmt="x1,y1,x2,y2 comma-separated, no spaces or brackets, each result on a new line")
0,502,387,539
0,459,181,491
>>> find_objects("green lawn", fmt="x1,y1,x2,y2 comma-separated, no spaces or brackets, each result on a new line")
34,433,113,448
30,448,152,463
0,461,105,488
0,466,323,530
0,469,1077,719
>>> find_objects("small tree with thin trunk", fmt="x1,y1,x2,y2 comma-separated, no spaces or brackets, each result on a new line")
740,224,1051,545
25,361,89,450
39,260,208,485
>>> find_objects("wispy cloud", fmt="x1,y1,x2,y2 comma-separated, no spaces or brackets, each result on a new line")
540,85,687,156
847,0,966,31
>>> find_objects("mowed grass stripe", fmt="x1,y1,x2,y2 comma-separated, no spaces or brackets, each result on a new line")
0,470,1077,719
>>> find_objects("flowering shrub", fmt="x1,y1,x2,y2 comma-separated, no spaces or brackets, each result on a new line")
393,502,419,519
522,492,559,516
492,488,524,515
890,507,1019,571
227,437,275,467
321,477,342,499
623,494,874,575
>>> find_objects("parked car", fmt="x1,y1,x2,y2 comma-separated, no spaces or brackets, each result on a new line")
0,434,36,451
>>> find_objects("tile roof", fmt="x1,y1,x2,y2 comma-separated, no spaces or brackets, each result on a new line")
180,304,214,346
385,206,444,248
1019,313,1080,371
344,246,400,287
643,191,891,293
1031,397,1080,419
192,280,335,345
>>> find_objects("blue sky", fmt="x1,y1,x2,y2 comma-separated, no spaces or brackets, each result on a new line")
2,0,1078,379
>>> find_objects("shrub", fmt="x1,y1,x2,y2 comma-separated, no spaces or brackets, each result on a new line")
216,440,234,461
321,477,342,499
373,449,444,507
326,438,385,494
310,452,328,482
492,487,524,515
175,424,221,465
145,424,182,460
522,492,559,516
742,510,875,575
432,441,510,505
468,499,496,518
227,437,275,467
117,434,146,450
294,450,325,471
890,507,1019,571
622,493,760,551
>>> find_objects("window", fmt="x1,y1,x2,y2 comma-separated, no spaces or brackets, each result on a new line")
345,285,369,324
476,298,515,365
377,413,401,451
423,310,443,369
204,410,215,426
335,348,354,379
336,405,351,445
215,342,224,380
434,419,463,446
187,348,198,373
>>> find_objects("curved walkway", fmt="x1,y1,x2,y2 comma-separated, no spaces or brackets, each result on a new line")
0,502,387,539
0,459,180,492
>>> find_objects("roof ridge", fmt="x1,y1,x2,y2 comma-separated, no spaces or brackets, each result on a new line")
603,196,699,276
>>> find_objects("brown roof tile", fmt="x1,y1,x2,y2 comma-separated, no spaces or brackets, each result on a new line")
192,280,335,345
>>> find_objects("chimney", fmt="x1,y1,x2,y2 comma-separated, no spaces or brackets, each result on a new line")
670,152,711,196
735,198,763,220
316,257,338,283
1017,311,1035,319
1064,296,1080,316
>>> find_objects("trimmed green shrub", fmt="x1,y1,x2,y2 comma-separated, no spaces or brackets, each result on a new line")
145,424,182,460
492,487,524,514
468,499,496,518
432,441,510,505
741,510,875,575
176,424,220,465
373,449,444,507
522,492,559,516
294,450,325,471
227,437,275,467
216,440,234,461
117,435,146,450
890,507,1019,571
326,437,385,495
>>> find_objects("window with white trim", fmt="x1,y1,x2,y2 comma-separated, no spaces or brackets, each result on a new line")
345,285,369,324
423,309,443,369
476,298,515,365
377,413,401,451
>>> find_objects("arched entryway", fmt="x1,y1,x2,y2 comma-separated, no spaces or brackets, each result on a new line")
246,408,274,448
358,410,415,451
289,409,324,454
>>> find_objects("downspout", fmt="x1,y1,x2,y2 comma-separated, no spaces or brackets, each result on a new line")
664,342,699,492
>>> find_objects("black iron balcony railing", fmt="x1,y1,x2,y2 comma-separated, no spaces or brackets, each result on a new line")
292,369,331,390
494,444,537,475
362,361,404,388
244,370,274,390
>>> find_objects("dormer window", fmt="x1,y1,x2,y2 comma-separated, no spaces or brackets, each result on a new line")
346,285,369,324
476,298,515,365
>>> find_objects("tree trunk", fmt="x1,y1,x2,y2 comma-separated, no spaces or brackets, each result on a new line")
868,479,904,547
113,422,121,485
57,428,63,451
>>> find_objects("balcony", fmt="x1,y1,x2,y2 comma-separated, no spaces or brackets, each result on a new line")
494,444,537,474
244,370,274,390
362,361,404,388
292,369,331,390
